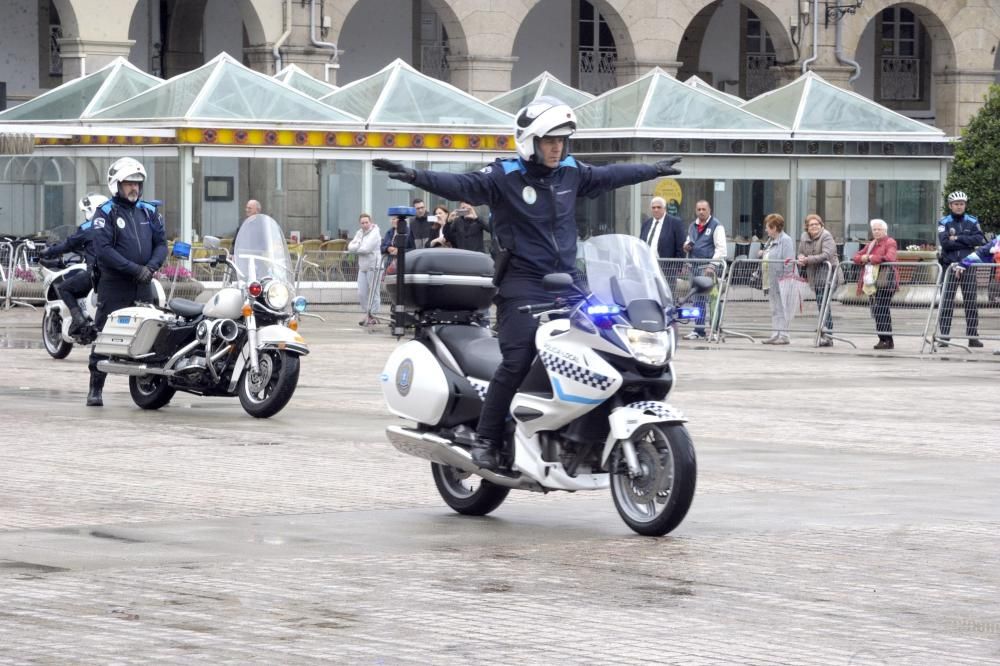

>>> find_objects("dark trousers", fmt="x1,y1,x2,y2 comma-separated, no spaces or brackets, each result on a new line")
869,286,896,341
88,280,154,373
57,269,93,311
476,294,542,443
938,267,979,337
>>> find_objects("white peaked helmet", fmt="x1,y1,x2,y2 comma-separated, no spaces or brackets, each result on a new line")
947,191,968,203
79,193,109,220
107,157,147,197
514,96,577,163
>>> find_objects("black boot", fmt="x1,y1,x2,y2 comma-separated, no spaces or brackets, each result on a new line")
470,436,502,472
68,307,87,336
86,372,106,407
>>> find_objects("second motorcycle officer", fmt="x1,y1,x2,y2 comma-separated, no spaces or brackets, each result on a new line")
86,157,167,407
375,96,681,472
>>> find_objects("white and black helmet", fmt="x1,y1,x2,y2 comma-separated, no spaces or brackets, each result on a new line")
514,96,577,163
947,191,968,203
78,193,109,220
107,157,146,198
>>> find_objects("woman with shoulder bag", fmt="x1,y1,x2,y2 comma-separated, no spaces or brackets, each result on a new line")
851,219,899,350
797,213,838,346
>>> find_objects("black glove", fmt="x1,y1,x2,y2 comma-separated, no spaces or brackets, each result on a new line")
373,159,416,183
136,266,154,284
654,157,683,177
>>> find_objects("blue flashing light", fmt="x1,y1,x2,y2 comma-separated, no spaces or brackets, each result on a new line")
586,304,621,316
388,206,416,216
171,241,191,258
679,306,701,319
292,296,308,313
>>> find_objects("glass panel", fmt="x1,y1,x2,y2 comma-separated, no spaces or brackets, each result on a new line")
491,84,541,114
870,180,937,246
740,76,808,127
89,67,161,114
798,78,932,132
319,69,392,120
92,67,213,119
575,76,651,128
375,69,513,126
0,68,110,120
283,71,337,99
538,78,594,108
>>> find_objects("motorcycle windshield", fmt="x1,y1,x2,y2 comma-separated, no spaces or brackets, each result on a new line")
47,224,78,244
232,214,294,285
582,234,672,309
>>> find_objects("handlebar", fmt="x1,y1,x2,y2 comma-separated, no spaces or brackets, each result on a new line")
518,301,562,314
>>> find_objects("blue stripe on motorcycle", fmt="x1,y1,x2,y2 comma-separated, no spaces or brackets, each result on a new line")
551,377,603,405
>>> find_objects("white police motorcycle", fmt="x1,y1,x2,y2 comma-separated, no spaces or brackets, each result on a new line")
381,234,706,536
94,214,310,418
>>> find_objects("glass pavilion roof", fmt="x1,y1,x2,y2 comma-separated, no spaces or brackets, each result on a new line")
489,72,594,113
0,58,160,122
318,58,512,130
741,71,944,138
274,64,338,99
574,68,784,135
683,75,743,106
89,53,359,125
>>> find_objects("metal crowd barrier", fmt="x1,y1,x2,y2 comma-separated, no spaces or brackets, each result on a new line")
715,257,834,345
3,241,45,309
657,257,728,339
926,263,1000,353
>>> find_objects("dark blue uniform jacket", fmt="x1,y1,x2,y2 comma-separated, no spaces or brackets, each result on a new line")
938,213,985,266
411,156,659,296
92,197,167,284
47,218,96,266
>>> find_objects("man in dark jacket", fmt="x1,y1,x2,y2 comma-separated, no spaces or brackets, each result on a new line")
640,196,686,292
87,157,167,406
444,201,490,252
937,190,985,347
409,199,432,248
374,96,681,472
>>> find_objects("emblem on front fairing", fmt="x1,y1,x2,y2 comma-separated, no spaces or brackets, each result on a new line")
396,359,414,396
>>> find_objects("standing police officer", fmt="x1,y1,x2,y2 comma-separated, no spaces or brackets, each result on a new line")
374,96,681,472
40,193,108,336
937,191,985,347
86,157,167,406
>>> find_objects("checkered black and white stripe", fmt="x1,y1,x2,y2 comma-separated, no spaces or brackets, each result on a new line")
539,350,613,391
467,377,490,401
627,401,682,419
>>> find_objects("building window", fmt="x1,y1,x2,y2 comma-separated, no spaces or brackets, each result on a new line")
878,7,922,102
418,6,450,82
742,9,776,99
576,0,617,95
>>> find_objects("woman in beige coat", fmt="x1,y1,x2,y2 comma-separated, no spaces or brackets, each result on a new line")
797,214,838,346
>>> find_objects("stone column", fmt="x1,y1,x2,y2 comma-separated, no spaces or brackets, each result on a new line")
447,55,517,100
934,69,998,136
57,39,134,80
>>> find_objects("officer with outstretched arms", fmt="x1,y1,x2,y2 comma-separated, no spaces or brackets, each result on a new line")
40,193,109,336
86,157,167,406
374,96,681,472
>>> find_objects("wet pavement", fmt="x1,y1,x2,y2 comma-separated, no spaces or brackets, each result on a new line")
0,306,998,664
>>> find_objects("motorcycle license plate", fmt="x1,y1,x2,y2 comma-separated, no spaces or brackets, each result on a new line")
117,315,131,325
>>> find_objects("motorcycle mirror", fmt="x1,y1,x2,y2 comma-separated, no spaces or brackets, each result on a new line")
542,272,575,293
203,235,221,250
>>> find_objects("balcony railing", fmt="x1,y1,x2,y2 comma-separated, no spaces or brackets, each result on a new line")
578,48,617,96
880,56,920,101
745,53,776,100
420,41,450,82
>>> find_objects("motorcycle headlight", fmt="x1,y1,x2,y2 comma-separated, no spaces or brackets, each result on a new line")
264,281,290,310
623,328,672,365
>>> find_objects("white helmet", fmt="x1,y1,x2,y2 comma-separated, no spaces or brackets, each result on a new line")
947,191,968,204
514,96,577,163
107,157,146,198
79,193,109,220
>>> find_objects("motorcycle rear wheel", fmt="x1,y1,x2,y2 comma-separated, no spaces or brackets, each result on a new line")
42,309,72,359
431,462,510,516
129,375,176,410
239,349,300,418
610,423,696,537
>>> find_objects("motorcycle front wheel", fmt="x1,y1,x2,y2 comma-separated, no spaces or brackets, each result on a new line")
610,423,697,537
431,462,510,516
129,375,176,410
42,309,72,359
239,349,300,418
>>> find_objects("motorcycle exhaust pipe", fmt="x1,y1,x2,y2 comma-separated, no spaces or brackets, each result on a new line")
97,360,175,377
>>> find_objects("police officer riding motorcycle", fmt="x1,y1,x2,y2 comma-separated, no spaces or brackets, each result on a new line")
86,157,167,407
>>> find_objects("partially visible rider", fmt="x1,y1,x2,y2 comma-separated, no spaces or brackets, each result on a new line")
40,193,108,336
86,157,167,407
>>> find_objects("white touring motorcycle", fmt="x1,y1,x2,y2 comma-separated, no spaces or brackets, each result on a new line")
381,235,707,536
94,214,309,418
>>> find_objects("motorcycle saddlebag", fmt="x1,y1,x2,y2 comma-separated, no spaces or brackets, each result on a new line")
93,306,178,358
397,248,496,311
